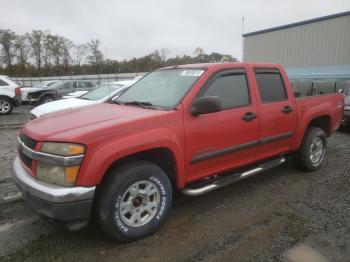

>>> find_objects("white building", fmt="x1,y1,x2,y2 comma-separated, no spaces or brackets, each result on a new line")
243,11,350,68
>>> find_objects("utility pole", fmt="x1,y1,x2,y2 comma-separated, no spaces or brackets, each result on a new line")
241,16,245,62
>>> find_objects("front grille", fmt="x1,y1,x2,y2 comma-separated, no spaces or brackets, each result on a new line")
19,133,37,150
18,133,38,169
19,150,32,168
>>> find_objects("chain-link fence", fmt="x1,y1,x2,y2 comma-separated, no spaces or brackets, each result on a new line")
11,72,147,87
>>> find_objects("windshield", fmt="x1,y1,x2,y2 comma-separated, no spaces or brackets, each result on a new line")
46,81,64,89
80,83,124,101
116,68,204,109
47,81,57,86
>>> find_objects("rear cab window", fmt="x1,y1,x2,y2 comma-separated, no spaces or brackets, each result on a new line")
254,69,287,103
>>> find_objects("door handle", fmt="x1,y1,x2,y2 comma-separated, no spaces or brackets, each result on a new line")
241,112,257,122
282,106,293,114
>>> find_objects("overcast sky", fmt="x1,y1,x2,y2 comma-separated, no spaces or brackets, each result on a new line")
0,0,349,61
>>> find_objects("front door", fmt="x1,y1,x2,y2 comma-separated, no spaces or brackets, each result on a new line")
184,69,260,182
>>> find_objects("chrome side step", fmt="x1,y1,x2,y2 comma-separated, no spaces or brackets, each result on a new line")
181,157,286,196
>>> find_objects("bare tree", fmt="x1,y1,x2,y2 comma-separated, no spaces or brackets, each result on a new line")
14,34,30,75
61,37,73,74
152,50,162,64
43,32,55,74
73,43,88,74
194,47,204,57
160,48,170,64
0,29,17,73
87,39,104,74
29,30,45,74
50,35,62,70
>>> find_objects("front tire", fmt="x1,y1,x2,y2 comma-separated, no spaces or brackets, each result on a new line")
293,127,327,171
97,160,172,242
0,97,13,115
39,95,55,105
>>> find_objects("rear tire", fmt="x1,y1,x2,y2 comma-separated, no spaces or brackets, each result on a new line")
0,97,13,115
293,127,327,171
96,160,172,242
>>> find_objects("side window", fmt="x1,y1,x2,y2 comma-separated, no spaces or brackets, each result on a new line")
201,72,250,110
254,69,287,102
78,82,89,88
61,82,71,89
0,79,9,86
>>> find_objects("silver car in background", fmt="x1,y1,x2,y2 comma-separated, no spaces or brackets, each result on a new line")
30,79,138,118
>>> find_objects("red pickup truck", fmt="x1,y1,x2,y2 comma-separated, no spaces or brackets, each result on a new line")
12,63,343,241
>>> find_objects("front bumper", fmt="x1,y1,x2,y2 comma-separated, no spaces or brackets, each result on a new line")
28,98,40,104
342,110,350,126
11,157,95,230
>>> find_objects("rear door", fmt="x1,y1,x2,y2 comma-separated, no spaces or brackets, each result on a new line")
253,68,297,159
184,69,260,180
0,78,13,97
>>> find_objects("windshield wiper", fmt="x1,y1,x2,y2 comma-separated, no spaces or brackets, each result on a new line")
123,101,154,109
113,100,125,105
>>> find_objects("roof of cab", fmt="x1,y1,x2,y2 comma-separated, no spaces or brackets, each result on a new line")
159,62,282,70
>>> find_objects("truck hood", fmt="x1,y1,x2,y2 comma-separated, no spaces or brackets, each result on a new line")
31,98,96,117
23,103,175,142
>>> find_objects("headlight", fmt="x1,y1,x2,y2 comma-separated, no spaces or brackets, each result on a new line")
37,162,80,186
41,142,85,156
37,142,85,186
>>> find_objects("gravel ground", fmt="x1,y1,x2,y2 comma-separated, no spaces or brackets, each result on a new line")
0,106,33,203
0,106,349,262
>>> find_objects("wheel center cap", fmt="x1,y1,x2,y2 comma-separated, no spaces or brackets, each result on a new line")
132,196,143,207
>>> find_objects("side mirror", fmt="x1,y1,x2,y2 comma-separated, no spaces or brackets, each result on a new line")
190,96,223,116
338,89,343,93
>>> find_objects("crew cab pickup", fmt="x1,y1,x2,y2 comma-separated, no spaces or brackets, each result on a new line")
12,63,343,241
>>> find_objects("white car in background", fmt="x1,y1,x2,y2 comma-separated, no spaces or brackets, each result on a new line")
62,90,90,99
30,79,138,118
21,81,57,102
0,75,22,114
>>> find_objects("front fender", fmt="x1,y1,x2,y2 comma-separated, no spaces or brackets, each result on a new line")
76,128,186,188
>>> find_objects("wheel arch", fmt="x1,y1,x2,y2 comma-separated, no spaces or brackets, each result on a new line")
293,114,332,150
101,147,179,189
38,92,56,101
0,95,14,101
0,95,14,113
308,115,332,137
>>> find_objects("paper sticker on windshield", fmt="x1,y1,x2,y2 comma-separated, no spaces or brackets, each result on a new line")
180,70,204,77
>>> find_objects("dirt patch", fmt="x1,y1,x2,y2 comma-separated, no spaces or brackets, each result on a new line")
284,244,328,262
